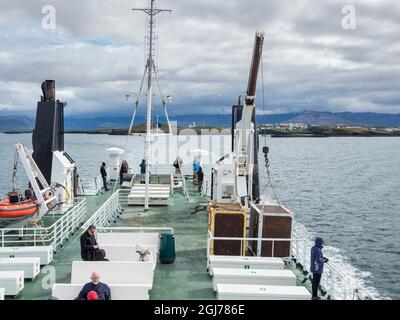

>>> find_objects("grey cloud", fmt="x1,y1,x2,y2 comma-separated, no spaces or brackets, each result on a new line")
0,0,399,116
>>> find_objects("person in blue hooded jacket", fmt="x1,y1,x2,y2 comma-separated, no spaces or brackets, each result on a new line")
310,237,329,300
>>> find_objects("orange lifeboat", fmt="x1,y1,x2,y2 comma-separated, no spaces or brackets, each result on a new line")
0,199,39,218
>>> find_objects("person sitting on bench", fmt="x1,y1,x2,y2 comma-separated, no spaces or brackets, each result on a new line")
136,243,151,262
76,272,111,300
80,225,106,261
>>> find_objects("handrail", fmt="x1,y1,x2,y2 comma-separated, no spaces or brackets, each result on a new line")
0,199,86,250
291,224,376,300
81,190,121,232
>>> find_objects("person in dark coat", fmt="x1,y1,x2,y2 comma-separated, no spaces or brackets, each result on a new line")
100,162,109,191
139,159,147,174
310,237,329,300
76,272,111,300
197,167,204,193
80,225,99,261
119,160,129,185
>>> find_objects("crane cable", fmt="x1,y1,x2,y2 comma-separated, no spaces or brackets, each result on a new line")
259,56,280,205
260,152,281,205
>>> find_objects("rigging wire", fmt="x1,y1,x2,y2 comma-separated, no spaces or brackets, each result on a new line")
259,54,280,205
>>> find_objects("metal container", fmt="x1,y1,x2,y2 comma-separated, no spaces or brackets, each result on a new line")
208,202,246,256
249,204,293,257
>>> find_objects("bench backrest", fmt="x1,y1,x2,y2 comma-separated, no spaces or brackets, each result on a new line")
71,261,154,287
52,284,149,300
97,233,159,248
0,247,53,265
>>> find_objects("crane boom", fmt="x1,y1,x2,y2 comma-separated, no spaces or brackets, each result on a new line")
235,32,265,200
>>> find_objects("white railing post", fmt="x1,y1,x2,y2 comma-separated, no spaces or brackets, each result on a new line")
330,267,335,299
271,240,274,257
206,232,211,270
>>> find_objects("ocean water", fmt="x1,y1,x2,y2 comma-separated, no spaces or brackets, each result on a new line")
0,133,399,299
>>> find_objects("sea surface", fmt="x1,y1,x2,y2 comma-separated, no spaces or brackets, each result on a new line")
0,133,399,299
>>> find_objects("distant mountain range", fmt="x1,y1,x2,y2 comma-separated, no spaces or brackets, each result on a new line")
1,111,400,132
0,115,34,132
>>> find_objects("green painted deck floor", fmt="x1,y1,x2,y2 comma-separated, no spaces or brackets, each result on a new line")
10,183,216,300
8,181,314,300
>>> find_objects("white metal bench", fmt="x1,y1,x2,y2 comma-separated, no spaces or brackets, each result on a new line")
0,257,41,279
216,284,311,300
0,271,24,296
97,232,160,248
71,261,154,288
0,288,4,300
52,283,149,300
212,268,297,290
0,246,53,265
209,255,285,275
101,245,157,267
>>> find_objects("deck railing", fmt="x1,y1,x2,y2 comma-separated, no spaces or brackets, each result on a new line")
206,226,375,300
81,190,122,231
291,224,375,300
0,199,86,250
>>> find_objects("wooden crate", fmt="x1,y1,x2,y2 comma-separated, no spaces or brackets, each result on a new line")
249,204,293,257
208,202,246,256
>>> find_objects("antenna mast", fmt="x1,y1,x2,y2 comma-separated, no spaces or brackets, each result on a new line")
132,0,172,210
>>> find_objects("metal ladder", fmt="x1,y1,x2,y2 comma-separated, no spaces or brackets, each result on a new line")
174,158,190,200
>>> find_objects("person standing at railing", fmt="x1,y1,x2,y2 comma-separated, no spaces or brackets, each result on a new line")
193,159,200,185
100,162,109,191
120,160,129,185
197,166,204,193
140,159,147,174
310,237,329,300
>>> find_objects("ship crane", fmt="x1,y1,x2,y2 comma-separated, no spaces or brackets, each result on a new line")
234,32,265,202
210,32,264,204
7,144,60,228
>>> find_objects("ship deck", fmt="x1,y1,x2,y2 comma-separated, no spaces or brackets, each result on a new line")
8,180,314,300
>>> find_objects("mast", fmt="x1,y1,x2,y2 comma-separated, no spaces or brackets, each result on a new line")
132,0,171,210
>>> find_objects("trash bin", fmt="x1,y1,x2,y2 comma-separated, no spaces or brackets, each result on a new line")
159,230,175,264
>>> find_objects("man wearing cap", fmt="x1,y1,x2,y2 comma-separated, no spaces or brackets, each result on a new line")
136,243,151,262
80,225,100,261
76,272,111,300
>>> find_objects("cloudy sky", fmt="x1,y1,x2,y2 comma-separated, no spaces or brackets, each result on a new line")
0,0,399,117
